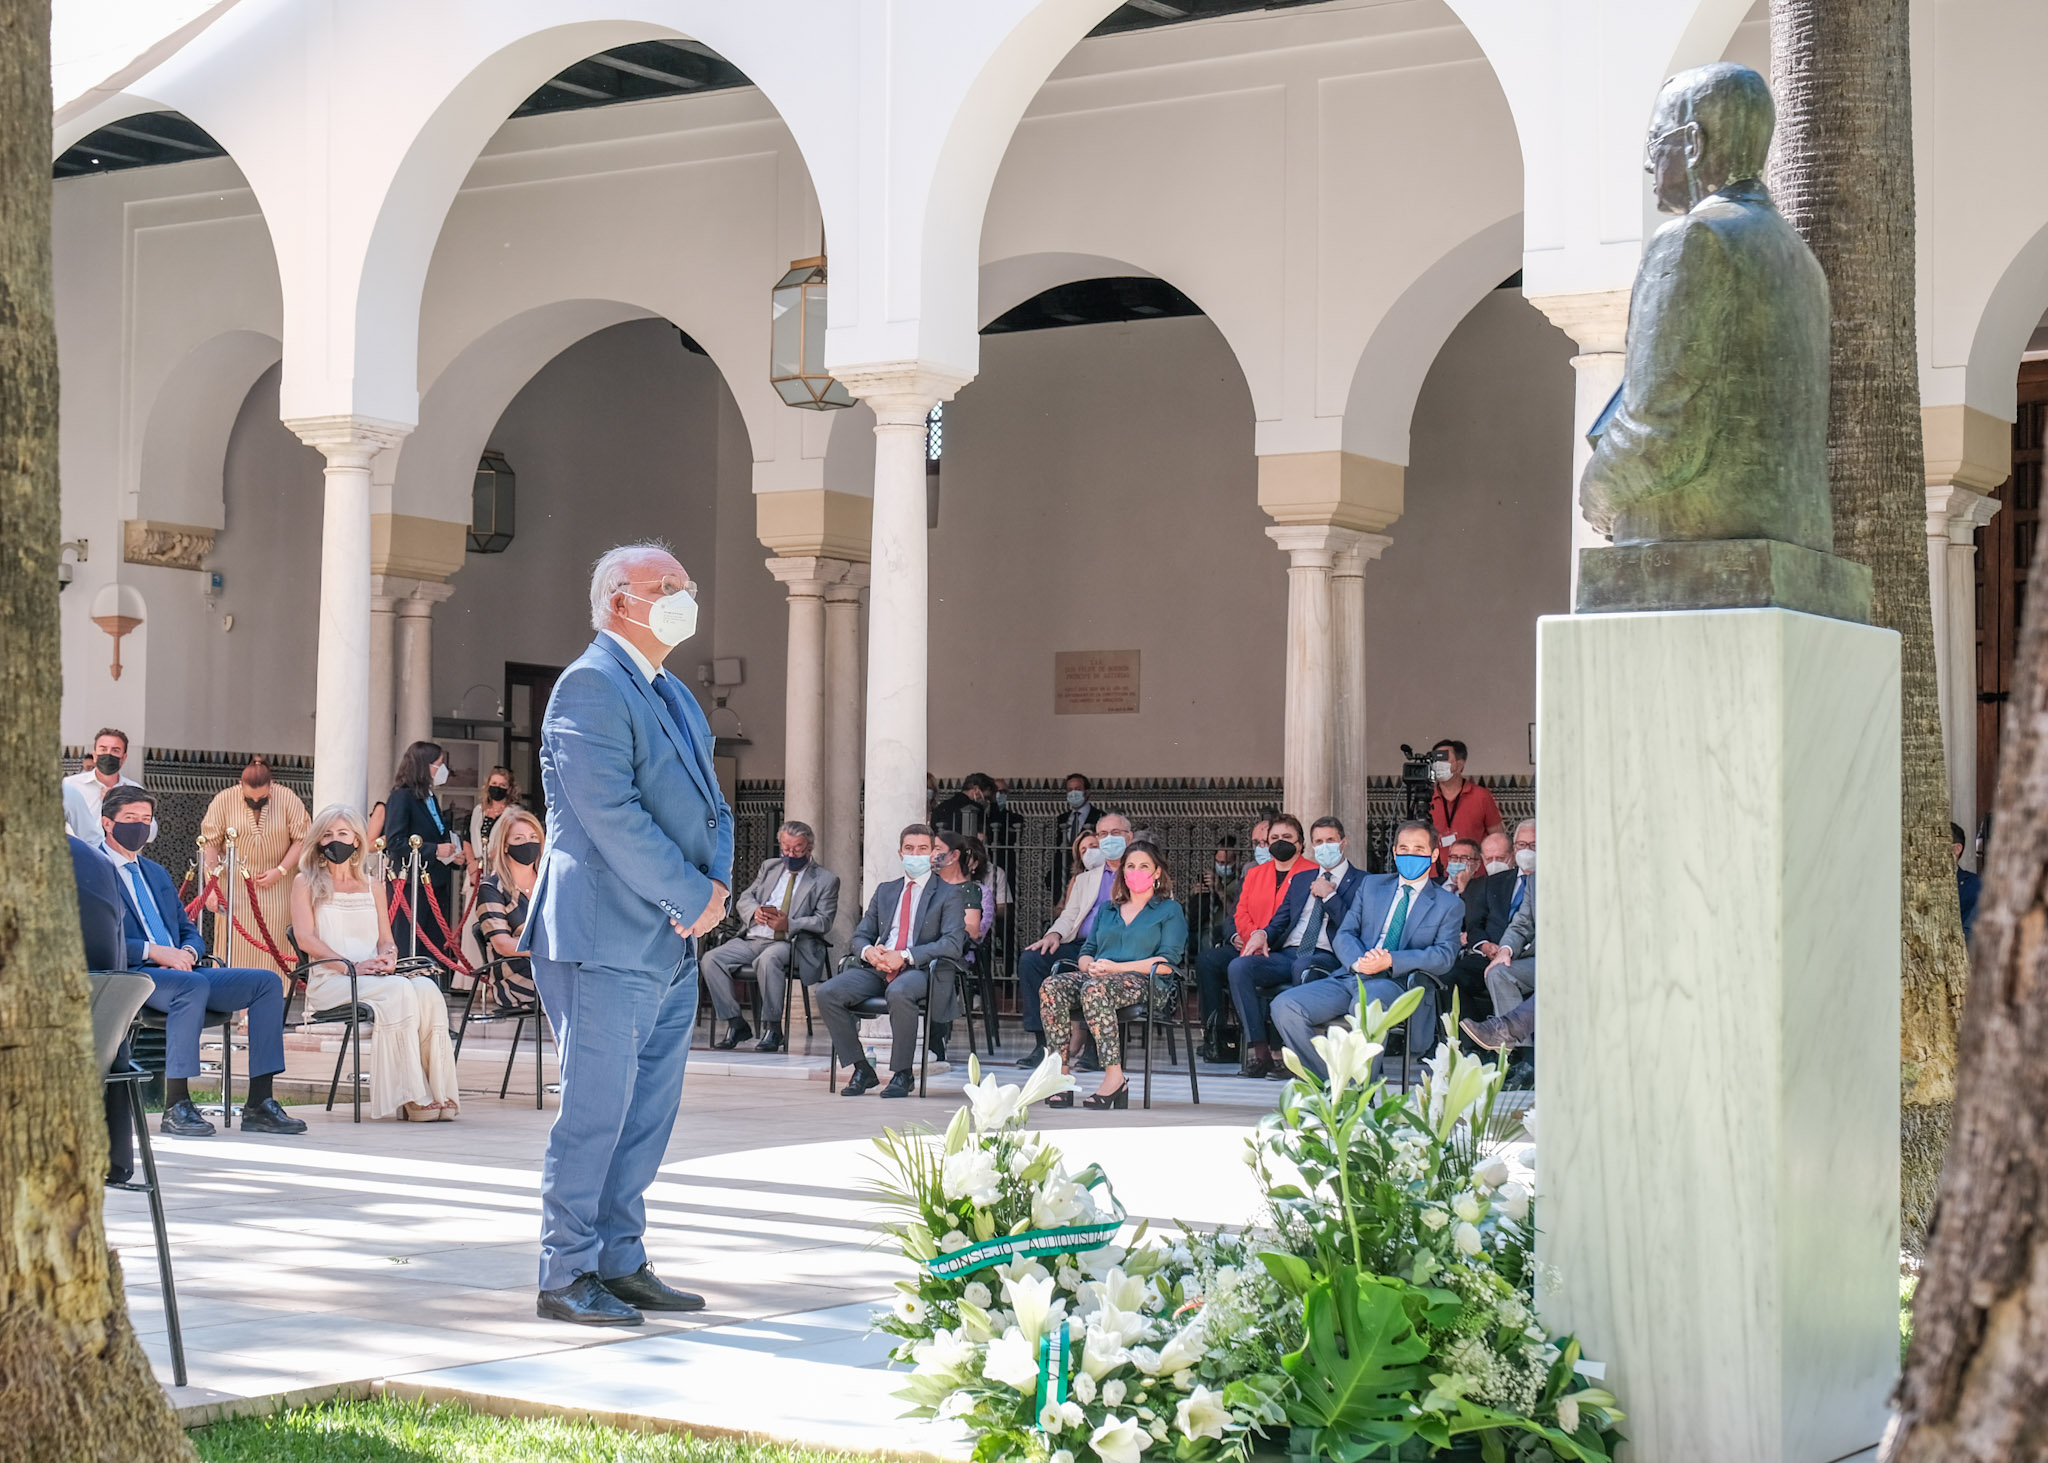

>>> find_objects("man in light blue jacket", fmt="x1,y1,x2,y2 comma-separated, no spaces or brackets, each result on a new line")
524,542,733,1326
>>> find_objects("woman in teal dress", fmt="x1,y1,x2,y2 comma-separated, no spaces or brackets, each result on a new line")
1038,841,1187,1110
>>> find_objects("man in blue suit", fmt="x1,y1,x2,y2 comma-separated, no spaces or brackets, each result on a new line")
1271,819,1464,1082
98,786,304,1137
525,542,734,1326
1227,816,1367,1079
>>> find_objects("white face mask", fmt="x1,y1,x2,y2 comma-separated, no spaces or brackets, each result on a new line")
1430,761,1455,783
1514,847,1536,872
1484,859,1511,876
1081,847,1106,871
431,762,449,787
625,587,699,647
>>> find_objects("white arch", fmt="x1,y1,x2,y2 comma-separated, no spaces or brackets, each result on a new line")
1962,219,2048,423
135,328,283,527
976,252,1155,330
1341,214,1526,465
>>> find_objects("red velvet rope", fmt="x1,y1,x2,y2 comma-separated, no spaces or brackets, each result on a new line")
183,873,221,921
387,878,468,976
239,868,293,970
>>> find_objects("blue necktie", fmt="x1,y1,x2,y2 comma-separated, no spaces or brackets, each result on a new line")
124,862,174,949
1508,875,1527,918
652,673,694,745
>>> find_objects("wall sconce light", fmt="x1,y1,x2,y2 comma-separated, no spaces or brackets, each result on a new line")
58,537,87,590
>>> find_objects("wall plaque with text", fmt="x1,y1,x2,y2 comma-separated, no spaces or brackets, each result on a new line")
1054,649,1141,715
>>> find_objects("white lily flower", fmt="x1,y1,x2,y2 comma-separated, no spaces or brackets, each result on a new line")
937,1391,976,1421
982,1326,1042,1393
1033,1172,1089,1229
1004,1272,1063,1348
998,1256,1052,1286
1453,1222,1482,1256
1079,1267,1150,1317
1309,1023,1381,1095
911,1326,975,1375
1080,1324,1132,1380
1052,1452,1076,1463
1102,1378,1128,1408
963,1072,1027,1133
1452,1191,1484,1224
1089,1414,1152,1463
1132,1323,1206,1376
941,1147,1002,1206
1018,1051,1080,1110
1056,1265,1086,1293
1148,1419,1170,1442
1093,1302,1150,1346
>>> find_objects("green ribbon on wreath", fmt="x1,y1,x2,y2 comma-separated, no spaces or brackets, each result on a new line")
1034,1325,1071,1430
923,1165,1127,1280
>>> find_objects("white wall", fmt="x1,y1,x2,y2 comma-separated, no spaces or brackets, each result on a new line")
1365,288,1576,775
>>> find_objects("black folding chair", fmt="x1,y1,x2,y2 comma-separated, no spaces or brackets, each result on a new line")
131,953,236,1128
453,954,551,1108
92,971,187,1387
822,955,959,1098
1048,959,1203,1110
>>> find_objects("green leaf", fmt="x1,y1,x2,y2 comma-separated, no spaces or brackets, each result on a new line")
1480,1427,1506,1463
1279,1265,1431,1435
1259,1250,1315,1298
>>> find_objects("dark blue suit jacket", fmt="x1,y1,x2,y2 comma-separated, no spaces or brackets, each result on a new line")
1262,862,1367,949
1332,874,1464,987
70,835,128,972
109,851,204,969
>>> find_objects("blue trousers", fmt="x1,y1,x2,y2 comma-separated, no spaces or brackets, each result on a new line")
142,964,285,1079
1016,940,1081,1035
1270,973,1435,1081
1226,948,1339,1045
533,952,699,1292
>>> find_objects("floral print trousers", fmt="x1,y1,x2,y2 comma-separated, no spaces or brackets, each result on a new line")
1039,968,1150,1067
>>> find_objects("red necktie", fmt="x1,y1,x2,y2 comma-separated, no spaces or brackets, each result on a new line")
892,880,916,952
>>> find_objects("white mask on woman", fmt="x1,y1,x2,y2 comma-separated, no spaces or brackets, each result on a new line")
1081,847,1106,871
431,762,449,787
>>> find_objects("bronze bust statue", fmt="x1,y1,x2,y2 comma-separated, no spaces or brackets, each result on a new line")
1577,62,1869,621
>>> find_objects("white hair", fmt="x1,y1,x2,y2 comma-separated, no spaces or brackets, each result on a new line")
589,541,673,630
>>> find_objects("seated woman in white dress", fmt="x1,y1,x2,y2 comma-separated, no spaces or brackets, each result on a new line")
289,804,460,1122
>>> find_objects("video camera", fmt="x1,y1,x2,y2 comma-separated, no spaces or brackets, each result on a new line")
1397,744,1449,820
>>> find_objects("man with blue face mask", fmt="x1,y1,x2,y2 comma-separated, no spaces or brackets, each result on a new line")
816,824,968,1098
1270,819,1464,1082
1227,817,1366,1078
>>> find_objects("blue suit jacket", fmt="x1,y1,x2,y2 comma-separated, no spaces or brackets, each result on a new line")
70,834,128,971
1263,862,1368,949
526,635,734,974
1331,873,1464,987
109,851,204,970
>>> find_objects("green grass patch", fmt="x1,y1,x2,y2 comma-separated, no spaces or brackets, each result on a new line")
1901,1273,1917,1365
192,1396,880,1463
141,1087,221,1114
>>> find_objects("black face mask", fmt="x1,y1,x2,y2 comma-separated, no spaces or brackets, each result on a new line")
244,793,270,812
506,842,542,867
319,840,356,865
485,786,508,803
1269,839,1299,864
94,753,123,776
109,821,151,852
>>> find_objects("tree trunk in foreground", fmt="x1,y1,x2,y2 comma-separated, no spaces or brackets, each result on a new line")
1769,0,1970,1251
1884,364,2048,1463
0,0,195,1457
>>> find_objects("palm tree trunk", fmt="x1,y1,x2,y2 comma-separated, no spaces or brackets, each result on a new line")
0,0,196,1456
1768,0,1970,1250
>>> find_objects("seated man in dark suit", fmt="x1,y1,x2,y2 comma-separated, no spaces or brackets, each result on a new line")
71,833,143,1184
701,820,840,1052
99,786,305,1138
1227,817,1367,1078
1270,820,1465,1081
814,824,967,1099
1449,835,1513,1021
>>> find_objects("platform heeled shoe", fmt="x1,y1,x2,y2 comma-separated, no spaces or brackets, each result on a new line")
1081,1082,1128,1111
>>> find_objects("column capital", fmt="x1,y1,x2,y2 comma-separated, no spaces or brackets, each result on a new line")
823,563,870,603
1927,483,2002,542
765,555,861,596
1266,523,1369,567
1331,533,1395,576
396,581,456,612
285,413,412,465
1527,289,1631,354
836,360,975,422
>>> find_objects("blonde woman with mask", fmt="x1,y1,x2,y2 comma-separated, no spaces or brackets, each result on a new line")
290,805,461,1121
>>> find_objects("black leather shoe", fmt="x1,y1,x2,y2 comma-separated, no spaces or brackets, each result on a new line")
601,1263,705,1312
840,1065,880,1097
1241,1054,1277,1081
755,1025,786,1053
1014,1044,1047,1069
712,1019,753,1051
239,1097,309,1135
160,1099,215,1137
879,1070,916,1099
538,1273,642,1326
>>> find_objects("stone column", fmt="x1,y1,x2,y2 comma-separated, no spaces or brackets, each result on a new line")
1330,534,1392,845
1530,291,1630,602
394,583,453,754
765,556,856,843
288,416,410,815
1266,525,1364,821
1926,484,2001,848
368,578,403,800
824,566,869,940
837,364,970,890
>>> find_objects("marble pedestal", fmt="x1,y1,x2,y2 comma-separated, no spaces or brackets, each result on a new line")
1535,609,1900,1463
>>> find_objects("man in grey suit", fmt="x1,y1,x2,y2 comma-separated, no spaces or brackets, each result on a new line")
1481,829,1536,1023
815,824,967,1098
524,542,734,1327
702,820,840,1053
